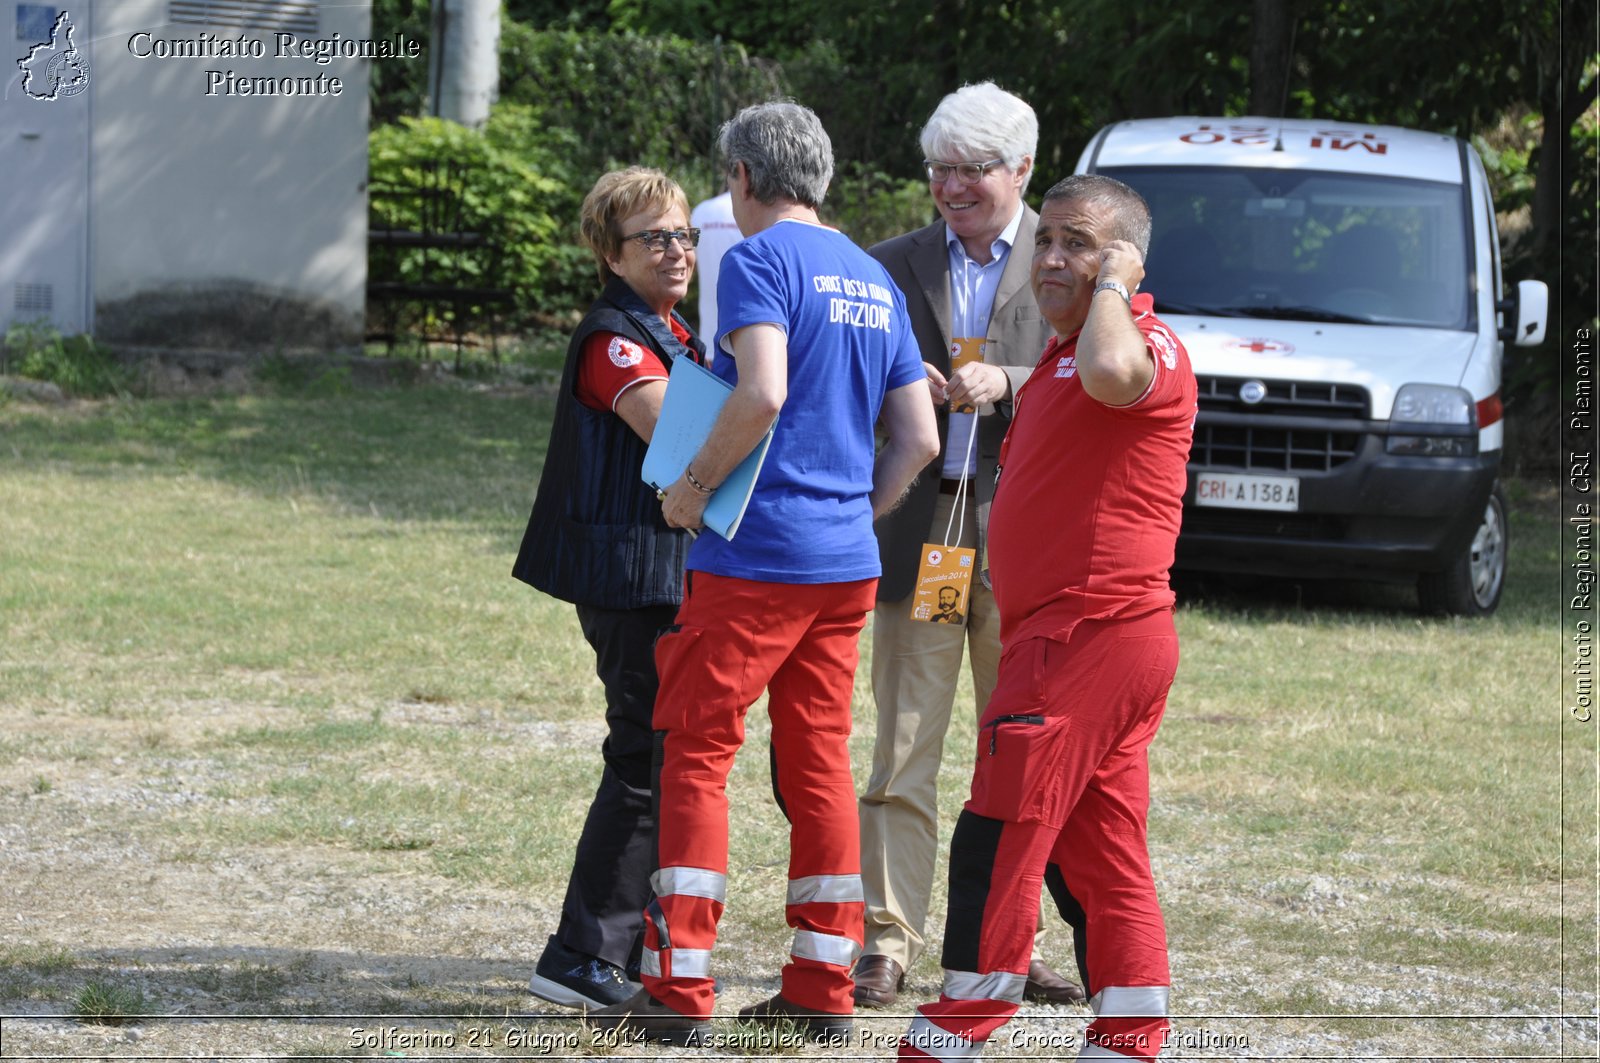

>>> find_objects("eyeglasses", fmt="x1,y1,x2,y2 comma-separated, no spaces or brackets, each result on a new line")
923,158,1007,185
623,228,701,252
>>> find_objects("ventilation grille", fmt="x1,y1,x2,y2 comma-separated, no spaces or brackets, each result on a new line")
14,282,53,317
169,1,318,35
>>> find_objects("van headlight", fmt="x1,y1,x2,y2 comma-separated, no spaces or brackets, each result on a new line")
1386,384,1477,457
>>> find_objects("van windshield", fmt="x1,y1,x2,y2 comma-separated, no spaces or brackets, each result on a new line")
1099,166,1473,330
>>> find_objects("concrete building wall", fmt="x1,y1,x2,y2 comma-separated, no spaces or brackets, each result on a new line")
89,0,373,351
1,3,93,335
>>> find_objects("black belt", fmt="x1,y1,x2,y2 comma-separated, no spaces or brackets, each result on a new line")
939,478,965,495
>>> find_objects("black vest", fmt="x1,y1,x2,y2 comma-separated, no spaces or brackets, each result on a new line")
511,279,705,609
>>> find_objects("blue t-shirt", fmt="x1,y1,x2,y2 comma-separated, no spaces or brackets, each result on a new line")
691,219,924,583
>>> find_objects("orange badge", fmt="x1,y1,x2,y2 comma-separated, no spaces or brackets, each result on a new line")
949,337,987,413
910,543,976,626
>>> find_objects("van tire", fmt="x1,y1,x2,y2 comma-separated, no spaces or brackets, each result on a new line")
1417,481,1508,617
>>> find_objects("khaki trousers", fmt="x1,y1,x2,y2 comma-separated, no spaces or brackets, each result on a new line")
859,489,1045,969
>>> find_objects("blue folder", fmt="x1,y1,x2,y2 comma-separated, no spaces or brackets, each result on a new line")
641,356,775,541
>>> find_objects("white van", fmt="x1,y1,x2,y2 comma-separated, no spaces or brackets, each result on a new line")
1076,117,1548,616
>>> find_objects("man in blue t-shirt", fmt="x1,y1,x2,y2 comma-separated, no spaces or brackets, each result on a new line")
589,101,939,1047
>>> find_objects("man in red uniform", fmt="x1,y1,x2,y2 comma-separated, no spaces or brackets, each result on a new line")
898,174,1196,1063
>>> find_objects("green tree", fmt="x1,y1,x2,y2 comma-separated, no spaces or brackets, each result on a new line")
496,24,785,199
369,0,431,123
368,0,1590,408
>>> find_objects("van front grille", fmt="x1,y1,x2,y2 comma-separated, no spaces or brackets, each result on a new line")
1192,424,1364,472
1196,376,1369,417
1191,375,1370,473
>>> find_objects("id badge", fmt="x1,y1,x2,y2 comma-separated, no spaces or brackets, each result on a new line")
910,543,976,626
949,337,987,413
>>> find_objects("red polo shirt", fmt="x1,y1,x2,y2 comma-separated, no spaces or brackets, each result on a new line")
987,293,1197,644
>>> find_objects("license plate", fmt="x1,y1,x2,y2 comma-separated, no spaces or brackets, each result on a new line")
1193,473,1300,511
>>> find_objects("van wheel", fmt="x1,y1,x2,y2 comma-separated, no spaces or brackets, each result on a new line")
1417,481,1508,617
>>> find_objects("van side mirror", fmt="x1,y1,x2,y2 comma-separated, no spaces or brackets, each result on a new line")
1497,279,1549,347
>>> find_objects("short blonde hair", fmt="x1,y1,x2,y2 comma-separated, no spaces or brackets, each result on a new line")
580,167,692,284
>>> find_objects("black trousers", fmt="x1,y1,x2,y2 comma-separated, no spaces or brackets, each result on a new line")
557,602,676,969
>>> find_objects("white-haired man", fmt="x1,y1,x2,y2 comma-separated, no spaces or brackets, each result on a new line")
856,81,1084,1009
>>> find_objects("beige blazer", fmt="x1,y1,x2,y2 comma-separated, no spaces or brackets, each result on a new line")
869,207,1053,601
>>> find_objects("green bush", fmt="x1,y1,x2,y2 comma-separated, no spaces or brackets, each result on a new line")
479,103,593,318
489,27,946,312
823,163,936,249
2,322,129,397
497,25,785,204
367,106,587,328
366,17,963,326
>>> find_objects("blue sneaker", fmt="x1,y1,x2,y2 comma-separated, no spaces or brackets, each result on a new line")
527,936,639,1009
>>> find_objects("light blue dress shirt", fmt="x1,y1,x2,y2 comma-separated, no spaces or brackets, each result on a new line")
943,204,1025,478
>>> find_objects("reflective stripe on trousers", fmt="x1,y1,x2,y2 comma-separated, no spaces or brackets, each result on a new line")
787,873,864,905
943,969,1027,1004
791,928,859,967
638,946,710,979
654,866,727,903
1091,985,1170,1017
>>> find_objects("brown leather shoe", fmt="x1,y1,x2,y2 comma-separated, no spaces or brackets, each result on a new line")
737,992,852,1043
852,954,905,1008
585,987,711,1045
1023,959,1087,1004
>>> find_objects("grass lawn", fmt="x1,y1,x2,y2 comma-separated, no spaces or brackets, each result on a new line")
0,381,1592,1059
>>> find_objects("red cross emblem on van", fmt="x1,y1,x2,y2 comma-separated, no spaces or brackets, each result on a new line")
1233,338,1295,355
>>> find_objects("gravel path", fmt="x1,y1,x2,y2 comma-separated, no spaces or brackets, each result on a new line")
2,710,1594,1062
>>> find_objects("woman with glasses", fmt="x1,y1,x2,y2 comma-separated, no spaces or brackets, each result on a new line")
512,167,706,1011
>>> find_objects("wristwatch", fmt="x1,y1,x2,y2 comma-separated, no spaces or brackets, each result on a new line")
1093,279,1131,305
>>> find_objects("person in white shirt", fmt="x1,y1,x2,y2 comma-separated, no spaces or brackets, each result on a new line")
689,189,741,344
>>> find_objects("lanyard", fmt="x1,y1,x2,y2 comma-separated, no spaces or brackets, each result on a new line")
940,413,980,547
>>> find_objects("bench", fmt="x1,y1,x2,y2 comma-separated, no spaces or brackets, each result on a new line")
367,160,514,365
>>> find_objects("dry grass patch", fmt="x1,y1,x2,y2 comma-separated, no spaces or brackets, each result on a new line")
0,391,1590,1059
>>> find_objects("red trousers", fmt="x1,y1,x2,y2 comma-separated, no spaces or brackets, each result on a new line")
901,610,1178,1062
644,571,875,1019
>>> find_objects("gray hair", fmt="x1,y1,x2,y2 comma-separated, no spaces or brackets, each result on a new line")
718,100,834,209
919,82,1039,191
1041,174,1153,259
